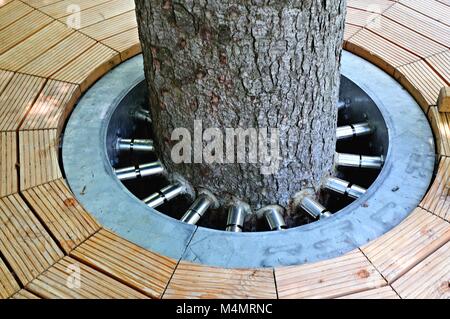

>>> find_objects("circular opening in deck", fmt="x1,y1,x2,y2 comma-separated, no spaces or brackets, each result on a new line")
62,51,435,268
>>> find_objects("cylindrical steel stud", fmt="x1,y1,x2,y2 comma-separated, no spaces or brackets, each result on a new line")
324,177,367,199
300,196,332,220
337,100,347,111
117,138,155,153
134,109,152,123
180,192,218,225
226,202,250,232
144,183,185,208
258,206,286,231
336,122,373,140
336,153,384,169
114,161,164,181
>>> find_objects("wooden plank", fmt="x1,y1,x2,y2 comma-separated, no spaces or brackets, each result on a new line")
0,256,20,299
426,51,450,85
0,194,63,286
40,0,113,19
347,0,394,13
0,1,33,32
19,80,80,132
0,10,53,55
10,289,41,299
346,7,380,27
383,4,450,48
421,156,450,221
275,250,386,299
0,73,46,132
57,0,135,30
396,60,447,112
398,0,450,27
438,87,450,112
19,31,96,79
362,208,450,283
392,241,450,299
0,21,74,72
343,23,362,41
19,129,62,191
50,43,121,92
26,256,148,299
0,131,17,197
366,16,447,59
338,286,399,299
80,10,137,41
101,28,141,61
345,28,420,75
427,107,450,157
0,69,14,94
22,179,100,254
70,229,177,299
25,0,62,8
164,262,277,299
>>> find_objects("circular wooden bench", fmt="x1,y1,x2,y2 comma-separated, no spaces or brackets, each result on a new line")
0,0,449,299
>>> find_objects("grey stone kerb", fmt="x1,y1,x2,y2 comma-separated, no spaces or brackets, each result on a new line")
62,51,435,268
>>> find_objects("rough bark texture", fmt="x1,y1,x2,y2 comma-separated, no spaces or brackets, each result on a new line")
135,0,346,214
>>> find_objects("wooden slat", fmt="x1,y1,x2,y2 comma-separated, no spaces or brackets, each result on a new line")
0,132,17,197
345,28,420,75
26,256,148,299
0,69,14,93
70,229,176,299
392,241,450,299
0,73,45,132
50,43,121,92
428,107,450,157
22,179,101,254
421,156,450,221
383,4,450,48
19,129,62,191
347,0,395,12
10,289,41,299
362,208,450,283
0,256,20,299
25,0,62,8
19,80,80,132
101,28,141,61
338,286,400,299
0,194,63,286
80,10,137,41
343,23,362,41
366,16,447,59
40,0,113,19
0,1,33,32
164,262,277,299
57,0,135,30
426,51,450,84
0,10,53,55
19,32,96,79
398,0,450,27
275,250,386,299
0,21,74,72
346,7,379,27
396,60,447,111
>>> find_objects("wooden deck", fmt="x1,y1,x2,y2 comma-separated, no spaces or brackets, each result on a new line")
0,0,449,299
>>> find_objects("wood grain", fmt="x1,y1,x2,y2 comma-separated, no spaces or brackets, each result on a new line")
362,208,450,283
275,250,386,299
22,179,101,254
70,229,177,299
26,256,148,299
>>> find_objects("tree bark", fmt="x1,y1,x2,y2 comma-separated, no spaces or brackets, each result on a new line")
135,0,346,215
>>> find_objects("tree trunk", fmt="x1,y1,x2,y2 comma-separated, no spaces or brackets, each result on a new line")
135,0,346,215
